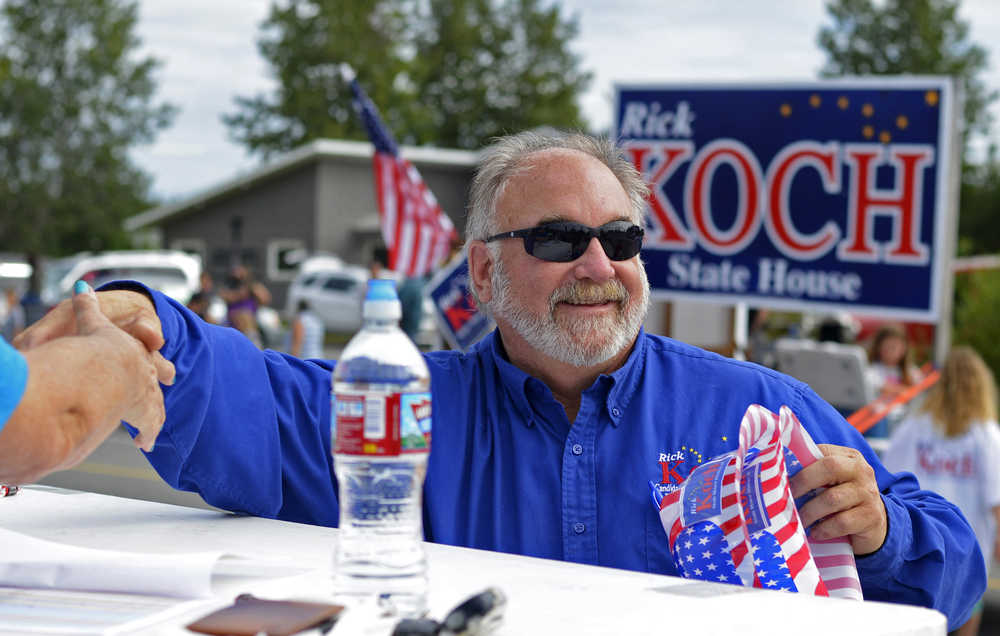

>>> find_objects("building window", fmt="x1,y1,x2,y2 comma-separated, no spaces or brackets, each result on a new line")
170,238,207,267
267,239,308,282
210,248,261,278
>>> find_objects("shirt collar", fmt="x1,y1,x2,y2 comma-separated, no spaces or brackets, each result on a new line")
484,327,650,428
486,330,540,426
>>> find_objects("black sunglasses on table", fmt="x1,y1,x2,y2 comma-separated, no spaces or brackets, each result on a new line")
484,220,644,262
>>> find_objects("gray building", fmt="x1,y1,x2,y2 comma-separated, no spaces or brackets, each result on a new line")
125,139,478,308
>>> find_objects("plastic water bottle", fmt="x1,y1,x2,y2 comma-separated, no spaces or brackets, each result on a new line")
331,279,431,616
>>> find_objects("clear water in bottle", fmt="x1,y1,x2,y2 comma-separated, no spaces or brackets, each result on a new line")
331,279,431,617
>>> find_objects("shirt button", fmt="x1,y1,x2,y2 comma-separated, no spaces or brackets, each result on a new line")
571,443,584,456
573,522,586,534
611,407,621,417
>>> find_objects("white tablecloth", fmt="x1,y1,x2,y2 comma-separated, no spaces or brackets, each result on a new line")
0,486,946,635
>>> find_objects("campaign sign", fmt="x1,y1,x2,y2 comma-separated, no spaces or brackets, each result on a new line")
615,79,957,320
425,252,494,351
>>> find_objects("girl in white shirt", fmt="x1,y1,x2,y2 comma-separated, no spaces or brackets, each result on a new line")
883,346,1000,636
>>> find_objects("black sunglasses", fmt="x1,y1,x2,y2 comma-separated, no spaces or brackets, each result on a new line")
484,220,644,262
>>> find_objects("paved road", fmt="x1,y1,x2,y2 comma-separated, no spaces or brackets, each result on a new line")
36,427,216,510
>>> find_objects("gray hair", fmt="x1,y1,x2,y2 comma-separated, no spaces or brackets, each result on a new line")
465,130,649,247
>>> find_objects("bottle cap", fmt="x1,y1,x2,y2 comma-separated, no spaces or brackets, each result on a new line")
363,279,402,320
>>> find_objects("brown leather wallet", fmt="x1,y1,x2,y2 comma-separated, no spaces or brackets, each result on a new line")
186,594,344,636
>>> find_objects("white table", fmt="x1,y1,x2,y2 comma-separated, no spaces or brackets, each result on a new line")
2,486,946,635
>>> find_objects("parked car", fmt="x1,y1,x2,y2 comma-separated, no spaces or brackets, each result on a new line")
286,255,442,349
41,250,202,308
285,255,368,333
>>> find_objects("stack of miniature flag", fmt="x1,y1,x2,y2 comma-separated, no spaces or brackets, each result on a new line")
651,405,863,600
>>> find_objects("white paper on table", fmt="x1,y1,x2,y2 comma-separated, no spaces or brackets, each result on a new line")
0,526,305,599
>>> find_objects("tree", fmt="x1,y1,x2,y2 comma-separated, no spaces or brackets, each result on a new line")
817,0,996,156
408,0,590,150
223,0,590,158
957,154,1000,256
952,269,1000,381
0,0,175,286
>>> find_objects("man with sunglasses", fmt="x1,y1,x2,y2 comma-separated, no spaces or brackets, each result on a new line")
18,131,982,630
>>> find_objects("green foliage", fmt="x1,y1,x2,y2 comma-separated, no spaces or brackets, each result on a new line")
817,0,996,157
223,0,590,158
957,151,1000,256
952,269,1000,381
0,0,175,260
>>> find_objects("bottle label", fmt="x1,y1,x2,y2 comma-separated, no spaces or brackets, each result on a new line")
333,391,431,456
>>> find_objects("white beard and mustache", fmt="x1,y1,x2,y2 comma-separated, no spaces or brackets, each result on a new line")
486,257,650,368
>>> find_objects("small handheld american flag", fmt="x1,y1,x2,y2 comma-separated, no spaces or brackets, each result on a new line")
651,404,863,600
350,79,457,278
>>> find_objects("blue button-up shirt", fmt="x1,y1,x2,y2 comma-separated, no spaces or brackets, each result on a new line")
125,284,981,628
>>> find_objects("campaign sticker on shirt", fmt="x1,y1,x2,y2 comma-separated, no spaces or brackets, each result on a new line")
681,454,731,525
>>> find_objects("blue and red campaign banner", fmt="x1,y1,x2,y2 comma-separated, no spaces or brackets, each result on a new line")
616,78,958,321
425,252,494,352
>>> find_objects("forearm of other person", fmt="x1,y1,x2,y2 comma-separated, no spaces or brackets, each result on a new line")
0,285,174,484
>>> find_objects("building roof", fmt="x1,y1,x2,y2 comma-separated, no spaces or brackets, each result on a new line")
125,138,480,231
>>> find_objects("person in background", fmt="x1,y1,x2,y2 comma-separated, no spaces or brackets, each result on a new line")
197,271,216,298
368,246,393,281
194,271,225,324
883,346,1000,636
745,308,776,368
397,276,426,344
185,291,212,323
817,315,851,344
1,287,25,341
369,246,424,343
1,281,173,485
866,322,924,437
289,299,324,359
220,265,271,347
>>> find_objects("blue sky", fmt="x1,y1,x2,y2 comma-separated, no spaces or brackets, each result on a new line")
131,0,1000,202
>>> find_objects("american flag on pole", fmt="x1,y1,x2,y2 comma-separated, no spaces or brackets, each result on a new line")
351,79,457,277
651,404,863,600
